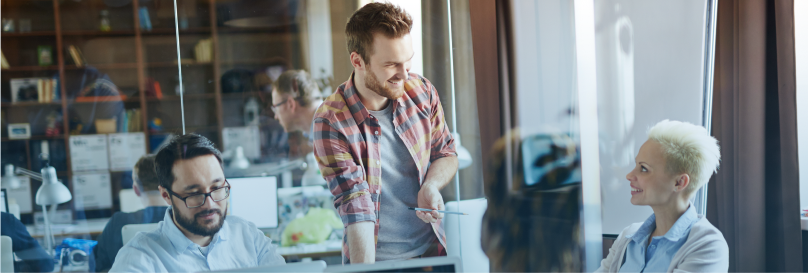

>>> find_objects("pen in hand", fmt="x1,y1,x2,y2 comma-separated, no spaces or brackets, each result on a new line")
408,207,468,215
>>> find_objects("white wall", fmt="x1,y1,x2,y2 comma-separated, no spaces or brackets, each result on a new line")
594,0,709,234
510,0,577,138
796,0,808,210
305,0,334,80
383,0,423,75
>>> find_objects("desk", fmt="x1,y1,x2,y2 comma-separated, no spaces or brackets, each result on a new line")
278,240,342,259
25,218,109,238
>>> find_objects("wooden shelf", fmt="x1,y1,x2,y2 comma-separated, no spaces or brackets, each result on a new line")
1,31,56,37
152,126,218,134
220,57,288,66
146,94,215,102
141,28,212,36
61,30,136,37
146,62,213,68
1,0,298,199
64,63,138,70
221,92,261,99
216,26,291,35
69,99,137,104
1,101,62,107
2,135,65,142
2,65,60,72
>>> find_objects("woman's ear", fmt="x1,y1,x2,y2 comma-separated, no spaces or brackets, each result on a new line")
675,174,690,192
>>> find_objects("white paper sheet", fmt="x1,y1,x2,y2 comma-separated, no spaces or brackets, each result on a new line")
3,176,33,213
222,126,261,159
108,132,147,171
69,135,110,172
72,172,112,210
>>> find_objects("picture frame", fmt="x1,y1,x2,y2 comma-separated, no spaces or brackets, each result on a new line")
8,123,31,139
9,78,44,103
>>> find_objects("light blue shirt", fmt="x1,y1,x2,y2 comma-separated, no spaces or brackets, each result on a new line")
109,209,285,272
619,203,699,273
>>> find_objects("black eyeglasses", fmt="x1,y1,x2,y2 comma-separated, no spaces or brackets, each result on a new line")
167,181,231,209
270,99,289,112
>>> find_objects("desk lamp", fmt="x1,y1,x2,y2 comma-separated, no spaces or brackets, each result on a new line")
2,164,21,189
9,164,72,255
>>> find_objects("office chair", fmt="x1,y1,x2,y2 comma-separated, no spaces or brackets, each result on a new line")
1,235,13,273
121,223,159,245
445,198,489,273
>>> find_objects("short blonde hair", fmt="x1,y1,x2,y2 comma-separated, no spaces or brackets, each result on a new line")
647,120,721,194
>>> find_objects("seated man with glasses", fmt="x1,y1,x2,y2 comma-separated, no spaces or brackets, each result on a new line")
109,134,286,272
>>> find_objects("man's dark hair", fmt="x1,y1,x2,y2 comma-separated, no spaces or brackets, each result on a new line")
345,2,412,64
133,154,160,191
154,134,223,190
272,70,321,107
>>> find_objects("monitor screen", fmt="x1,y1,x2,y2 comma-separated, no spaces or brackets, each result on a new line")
1,189,7,213
324,257,461,273
227,176,278,228
372,265,456,272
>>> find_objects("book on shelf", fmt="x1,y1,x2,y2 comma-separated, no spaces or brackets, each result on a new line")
66,45,85,67
9,78,59,103
138,7,152,31
1,50,9,69
125,109,142,132
145,78,163,99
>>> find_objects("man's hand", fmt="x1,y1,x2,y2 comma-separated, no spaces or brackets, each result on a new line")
416,184,445,223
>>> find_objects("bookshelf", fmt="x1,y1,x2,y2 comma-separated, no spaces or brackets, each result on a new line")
1,0,298,222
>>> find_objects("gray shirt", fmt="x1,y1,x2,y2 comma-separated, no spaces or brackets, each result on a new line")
368,102,436,261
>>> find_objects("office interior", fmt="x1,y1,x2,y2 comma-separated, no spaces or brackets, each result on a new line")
0,0,807,272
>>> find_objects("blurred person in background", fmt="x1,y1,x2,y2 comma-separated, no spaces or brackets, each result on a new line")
481,129,583,272
268,69,323,142
1,211,54,272
93,154,168,272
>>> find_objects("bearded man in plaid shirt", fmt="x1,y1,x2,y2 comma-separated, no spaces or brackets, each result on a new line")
312,2,459,264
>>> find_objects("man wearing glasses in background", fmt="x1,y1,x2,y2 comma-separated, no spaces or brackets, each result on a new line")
268,69,324,141
109,134,285,272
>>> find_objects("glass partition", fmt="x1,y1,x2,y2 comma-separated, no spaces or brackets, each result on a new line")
594,0,715,235
2,0,486,271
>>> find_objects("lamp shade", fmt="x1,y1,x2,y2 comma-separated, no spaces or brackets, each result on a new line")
35,166,72,206
3,164,21,189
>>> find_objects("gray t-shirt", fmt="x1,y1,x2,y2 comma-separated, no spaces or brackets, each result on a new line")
368,102,436,261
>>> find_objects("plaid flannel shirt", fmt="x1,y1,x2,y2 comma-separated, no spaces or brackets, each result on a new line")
312,72,457,263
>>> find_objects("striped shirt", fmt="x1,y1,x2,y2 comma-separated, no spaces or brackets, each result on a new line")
312,72,457,263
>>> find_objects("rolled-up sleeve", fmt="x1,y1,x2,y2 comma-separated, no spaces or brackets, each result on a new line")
313,118,376,227
423,79,457,161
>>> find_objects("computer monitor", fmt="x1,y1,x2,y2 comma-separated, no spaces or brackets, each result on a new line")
1,189,7,213
212,260,326,272
324,256,463,273
227,176,278,228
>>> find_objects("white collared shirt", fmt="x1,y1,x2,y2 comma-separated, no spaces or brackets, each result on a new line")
109,209,285,272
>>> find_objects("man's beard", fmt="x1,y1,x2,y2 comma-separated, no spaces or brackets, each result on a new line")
364,68,405,100
171,204,226,237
